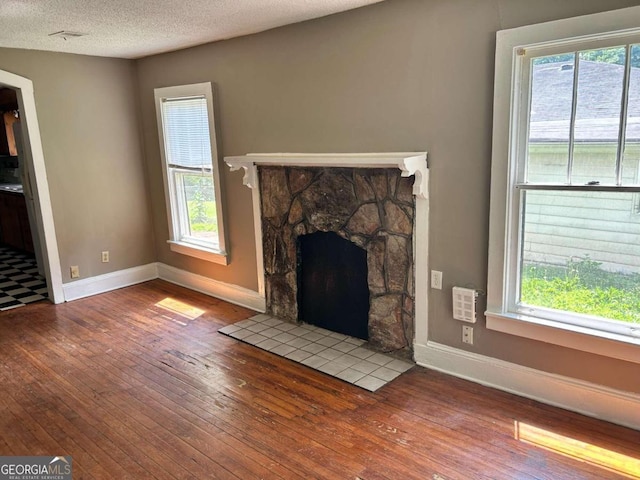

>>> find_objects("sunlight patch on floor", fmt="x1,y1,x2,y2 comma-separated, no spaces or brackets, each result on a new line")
515,421,640,478
155,297,205,320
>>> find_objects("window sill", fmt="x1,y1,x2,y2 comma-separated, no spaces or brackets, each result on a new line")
485,310,640,364
168,240,229,265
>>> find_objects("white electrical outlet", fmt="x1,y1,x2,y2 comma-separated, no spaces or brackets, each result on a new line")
431,270,443,290
70,266,80,279
462,325,474,345
102,251,109,263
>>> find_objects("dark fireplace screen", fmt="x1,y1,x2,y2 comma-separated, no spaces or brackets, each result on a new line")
297,231,369,340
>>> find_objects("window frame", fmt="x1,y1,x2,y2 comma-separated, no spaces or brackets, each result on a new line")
154,82,228,265
487,7,640,363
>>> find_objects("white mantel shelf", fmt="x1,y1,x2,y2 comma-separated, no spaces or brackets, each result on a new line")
225,152,428,199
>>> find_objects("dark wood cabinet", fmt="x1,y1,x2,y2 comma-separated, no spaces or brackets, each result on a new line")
17,198,34,252
0,191,33,253
0,88,19,157
0,112,19,157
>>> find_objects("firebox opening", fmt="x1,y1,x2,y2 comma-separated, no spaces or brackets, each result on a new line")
297,231,369,340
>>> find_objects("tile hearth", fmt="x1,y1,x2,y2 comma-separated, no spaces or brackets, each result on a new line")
219,313,414,391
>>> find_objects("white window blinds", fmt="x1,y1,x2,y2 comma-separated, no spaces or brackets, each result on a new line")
161,96,212,171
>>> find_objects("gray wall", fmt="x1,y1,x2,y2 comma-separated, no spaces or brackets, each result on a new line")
137,0,640,394
0,49,155,280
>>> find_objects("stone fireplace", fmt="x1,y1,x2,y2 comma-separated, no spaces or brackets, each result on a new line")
261,165,415,354
226,153,429,358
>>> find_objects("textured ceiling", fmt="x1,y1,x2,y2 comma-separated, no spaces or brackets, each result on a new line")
0,0,384,59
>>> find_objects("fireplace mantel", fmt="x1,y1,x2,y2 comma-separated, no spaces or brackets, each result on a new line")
224,152,429,358
225,152,428,199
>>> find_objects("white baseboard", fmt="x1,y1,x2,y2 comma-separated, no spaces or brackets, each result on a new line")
63,263,159,301
414,341,640,430
157,263,266,312
61,261,266,312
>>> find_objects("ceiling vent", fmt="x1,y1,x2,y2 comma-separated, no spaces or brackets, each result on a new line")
48,31,86,40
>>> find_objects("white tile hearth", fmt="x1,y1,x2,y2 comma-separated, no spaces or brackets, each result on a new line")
219,314,414,391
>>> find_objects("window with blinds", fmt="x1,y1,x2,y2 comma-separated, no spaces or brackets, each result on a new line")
154,83,227,264
161,96,212,172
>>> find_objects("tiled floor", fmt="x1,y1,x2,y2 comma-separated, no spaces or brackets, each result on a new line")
219,313,414,391
0,244,48,311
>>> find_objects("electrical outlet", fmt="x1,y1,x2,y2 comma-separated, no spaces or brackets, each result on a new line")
462,325,474,345
431,270,443,290
70,266,80,279
102,251,109,263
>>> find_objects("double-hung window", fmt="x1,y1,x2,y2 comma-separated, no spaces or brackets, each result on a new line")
487,8,640,362
154,83,228,265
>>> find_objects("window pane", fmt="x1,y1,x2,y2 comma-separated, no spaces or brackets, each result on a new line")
622,44,640,185
155,83,226,259
162,97,212,170
519,190,640,324
571,47,626,185
527,54,574,183
176,171,218,245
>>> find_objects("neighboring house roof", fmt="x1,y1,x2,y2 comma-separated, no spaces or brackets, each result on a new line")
529,60,640,142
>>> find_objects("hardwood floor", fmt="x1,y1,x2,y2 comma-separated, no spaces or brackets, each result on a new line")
0,279,638,479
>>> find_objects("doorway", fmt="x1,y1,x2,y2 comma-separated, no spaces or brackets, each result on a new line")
0,69,63,304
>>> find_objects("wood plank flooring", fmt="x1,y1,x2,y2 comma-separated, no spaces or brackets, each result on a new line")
0,279,638,479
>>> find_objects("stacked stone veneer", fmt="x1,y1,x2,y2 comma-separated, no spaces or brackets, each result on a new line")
260,166,415,355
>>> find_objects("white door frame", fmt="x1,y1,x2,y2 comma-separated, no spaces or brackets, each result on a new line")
0,69,63,303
